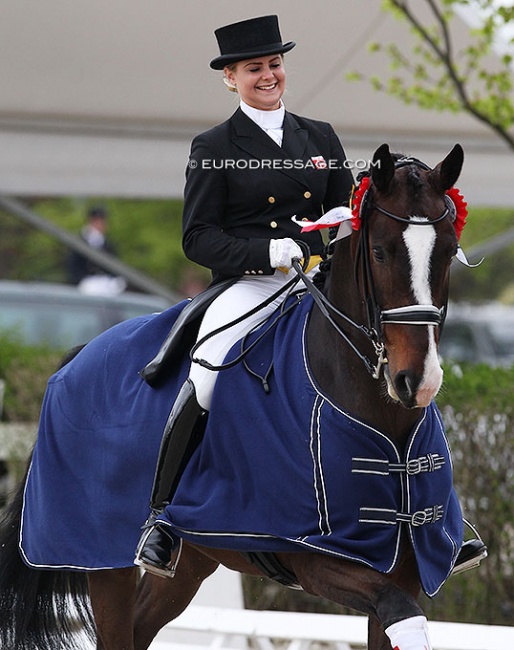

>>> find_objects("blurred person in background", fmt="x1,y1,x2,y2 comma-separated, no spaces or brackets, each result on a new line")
68,206,126,295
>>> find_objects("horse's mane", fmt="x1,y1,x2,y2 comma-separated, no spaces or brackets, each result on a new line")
312,255,332,290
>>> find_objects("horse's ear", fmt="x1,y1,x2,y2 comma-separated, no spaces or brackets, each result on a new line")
432,143,464,191
371,143,395,192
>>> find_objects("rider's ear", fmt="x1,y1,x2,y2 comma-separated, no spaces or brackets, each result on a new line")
371,143,395,192
432,143,464,191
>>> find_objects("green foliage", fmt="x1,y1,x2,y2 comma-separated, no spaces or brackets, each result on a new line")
0,203,70,282
0,197,210,293
440,361,514,413
350,0,514,151
422,363,514,624
0,333,62,422
450,205,514,302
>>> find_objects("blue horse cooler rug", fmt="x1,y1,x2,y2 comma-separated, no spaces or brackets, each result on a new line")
20,295,463,597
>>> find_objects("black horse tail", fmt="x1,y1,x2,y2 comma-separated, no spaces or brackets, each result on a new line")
0,344,96,649
0,456,96,649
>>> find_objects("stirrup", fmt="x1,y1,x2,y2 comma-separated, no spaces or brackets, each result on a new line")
134,515,183,579
451,519,488,575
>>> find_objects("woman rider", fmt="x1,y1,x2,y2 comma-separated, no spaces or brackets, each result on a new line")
135,14,354,577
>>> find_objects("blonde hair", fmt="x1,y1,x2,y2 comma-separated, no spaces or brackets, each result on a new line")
223,63,238,93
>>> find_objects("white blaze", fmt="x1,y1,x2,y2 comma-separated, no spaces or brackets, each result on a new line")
402,220,443,405
402,219,435,304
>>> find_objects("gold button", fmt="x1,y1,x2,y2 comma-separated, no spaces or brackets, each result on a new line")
268,196,276,204
304,191,312,199
270,220,278,228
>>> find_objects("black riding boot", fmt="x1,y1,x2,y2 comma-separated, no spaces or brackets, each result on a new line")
134,379,207,577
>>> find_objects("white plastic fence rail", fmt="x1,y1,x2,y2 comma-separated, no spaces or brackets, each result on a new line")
149,605,514,650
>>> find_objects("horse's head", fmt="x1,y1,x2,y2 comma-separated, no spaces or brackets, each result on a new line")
351,143,464,408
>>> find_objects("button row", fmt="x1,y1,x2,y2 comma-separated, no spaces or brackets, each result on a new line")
268,191,311,204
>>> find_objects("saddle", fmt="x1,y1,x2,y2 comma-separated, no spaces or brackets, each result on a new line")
140,277,237,387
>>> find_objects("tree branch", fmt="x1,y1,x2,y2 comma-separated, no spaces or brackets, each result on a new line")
388,0,514,151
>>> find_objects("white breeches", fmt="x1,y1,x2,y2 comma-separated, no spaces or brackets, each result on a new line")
189,267,315,409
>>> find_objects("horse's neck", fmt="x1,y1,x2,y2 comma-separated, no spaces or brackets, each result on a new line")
306,239,420,445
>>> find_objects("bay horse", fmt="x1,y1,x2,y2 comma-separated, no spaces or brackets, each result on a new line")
0,143,472,650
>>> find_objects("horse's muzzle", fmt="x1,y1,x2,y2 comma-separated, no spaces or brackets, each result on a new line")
384,364,442,409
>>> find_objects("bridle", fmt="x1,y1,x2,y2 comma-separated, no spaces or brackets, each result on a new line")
295,157,455,379
191,156,457,382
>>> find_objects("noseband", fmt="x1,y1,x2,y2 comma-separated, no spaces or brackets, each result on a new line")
296,157,453,379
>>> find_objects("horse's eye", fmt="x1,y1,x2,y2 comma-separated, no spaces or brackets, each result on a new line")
372,246,385,263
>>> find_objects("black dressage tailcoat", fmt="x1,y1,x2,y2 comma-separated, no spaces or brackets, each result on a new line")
182,107,354,283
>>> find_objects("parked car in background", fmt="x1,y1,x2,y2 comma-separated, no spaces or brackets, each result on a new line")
439,302,514,367
0,280,178,350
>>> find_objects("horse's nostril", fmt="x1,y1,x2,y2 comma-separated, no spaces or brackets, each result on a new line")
394,370,419,406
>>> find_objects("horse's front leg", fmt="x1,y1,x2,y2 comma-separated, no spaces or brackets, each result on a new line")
88,567,139,650
282,551,430,650
368,615,394,650
133,542,219,650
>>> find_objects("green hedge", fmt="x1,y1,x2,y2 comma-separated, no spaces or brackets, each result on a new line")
421,363,514,625
0,334,63,423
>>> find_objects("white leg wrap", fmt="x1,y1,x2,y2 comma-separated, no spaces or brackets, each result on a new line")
385,615,432,650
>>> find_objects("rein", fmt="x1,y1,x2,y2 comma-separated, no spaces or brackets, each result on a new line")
297,157,451,379
191,157,450,381
291,257,385,378
189,270,305,372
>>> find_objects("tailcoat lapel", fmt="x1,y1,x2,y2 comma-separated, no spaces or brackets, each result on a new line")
281,112,308,160
231,107,281,157
230,108,310,184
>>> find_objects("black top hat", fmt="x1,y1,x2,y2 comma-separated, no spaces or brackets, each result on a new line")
210,15,295,70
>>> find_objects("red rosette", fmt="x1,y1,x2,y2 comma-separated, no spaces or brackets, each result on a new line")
350,177,467,238
446,186,467,240
350,176,370,231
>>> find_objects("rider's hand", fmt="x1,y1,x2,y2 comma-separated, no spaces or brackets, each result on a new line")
269,238,303,270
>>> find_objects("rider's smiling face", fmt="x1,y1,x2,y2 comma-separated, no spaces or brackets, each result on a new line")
224,55,286,111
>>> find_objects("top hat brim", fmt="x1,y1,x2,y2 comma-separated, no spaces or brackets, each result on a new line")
210,41,295,70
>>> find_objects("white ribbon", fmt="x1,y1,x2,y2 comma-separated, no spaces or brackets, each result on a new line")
291,206,353,234
455,246,484,268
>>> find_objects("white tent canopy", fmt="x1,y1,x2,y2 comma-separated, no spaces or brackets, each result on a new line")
1,0,513,205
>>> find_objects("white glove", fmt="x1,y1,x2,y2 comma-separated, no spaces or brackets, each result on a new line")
269,238,303,269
